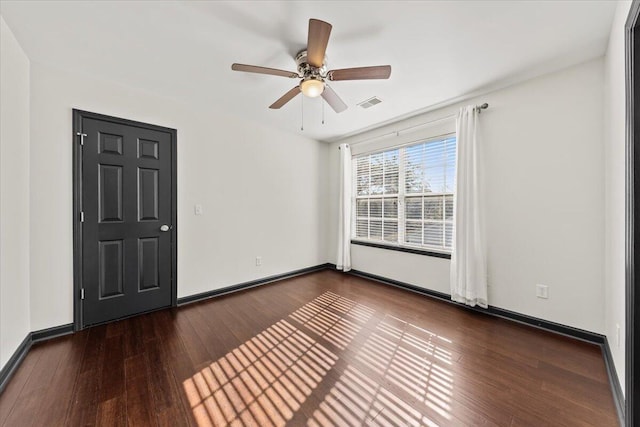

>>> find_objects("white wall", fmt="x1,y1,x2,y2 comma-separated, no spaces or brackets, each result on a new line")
0,16,31,367
328,58,606,333
28,63,327,330
604,0,631,395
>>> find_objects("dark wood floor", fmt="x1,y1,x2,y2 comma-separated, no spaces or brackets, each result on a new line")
0,270,617,426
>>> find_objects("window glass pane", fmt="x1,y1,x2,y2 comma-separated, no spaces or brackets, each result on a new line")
371,174,383,194
370,220,382,240
357,199,369,217
383,221,398,242
404,138,456,195
357,175,370,196
444,170,455,192
384,174,398,194
383,150,399,194
405,144,424,193
370,153,383,175
445,196,453,220
405,197,422,220
356,156,370,196
424,223,444,247
423,165,445,193
383,198,398,219
445,223,453,248
406,222,422,244
384,149,399,163
370,199,382,218
356,220,368,238
356,156,369,171
405,168,423,193
444,138,456,192
424,140,444,164
424,196,443,220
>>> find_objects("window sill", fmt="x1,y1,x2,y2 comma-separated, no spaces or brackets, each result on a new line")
350,240,452,259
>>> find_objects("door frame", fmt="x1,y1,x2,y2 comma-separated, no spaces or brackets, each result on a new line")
72,109,178,330
627,1,640,425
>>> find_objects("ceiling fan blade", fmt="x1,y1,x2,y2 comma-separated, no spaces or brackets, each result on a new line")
231,63,299,78
269,86,301,109
328,65,392,81
322,85,347,113
307,19,332,68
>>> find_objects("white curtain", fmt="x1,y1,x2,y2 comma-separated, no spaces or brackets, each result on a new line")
337,143,352,271
451,105,488,308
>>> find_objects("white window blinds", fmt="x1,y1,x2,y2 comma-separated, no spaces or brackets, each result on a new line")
353,135,456,252
355,150,399,242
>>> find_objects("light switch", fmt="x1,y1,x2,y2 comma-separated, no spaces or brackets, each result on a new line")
194,204,203,215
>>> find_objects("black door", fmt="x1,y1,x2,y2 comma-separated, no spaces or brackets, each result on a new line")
75,111,176,327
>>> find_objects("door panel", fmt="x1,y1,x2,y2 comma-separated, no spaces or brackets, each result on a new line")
138,237,159,291
80,116,174,326
98,164,123,222
138,167,159,221
98,240,124,298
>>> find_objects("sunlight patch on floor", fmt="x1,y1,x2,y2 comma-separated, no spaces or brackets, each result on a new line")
308,316,454,426
183,318,337,426
289,291,375,350
182,292,454,426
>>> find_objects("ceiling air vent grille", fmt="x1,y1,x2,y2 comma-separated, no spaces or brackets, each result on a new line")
357,96,382,109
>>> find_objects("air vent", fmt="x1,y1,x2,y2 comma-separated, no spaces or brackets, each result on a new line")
357,96,383,109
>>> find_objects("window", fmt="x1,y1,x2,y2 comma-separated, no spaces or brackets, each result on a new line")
353,135,456,253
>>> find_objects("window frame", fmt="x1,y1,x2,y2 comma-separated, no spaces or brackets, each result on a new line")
351,132,456,257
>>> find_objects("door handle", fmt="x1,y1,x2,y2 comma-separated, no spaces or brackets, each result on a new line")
160,225,170,232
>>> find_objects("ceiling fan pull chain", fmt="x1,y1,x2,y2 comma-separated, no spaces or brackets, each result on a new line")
322,99,325,125
301,95,304,131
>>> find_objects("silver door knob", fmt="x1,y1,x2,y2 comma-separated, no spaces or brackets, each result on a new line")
160,225,170,232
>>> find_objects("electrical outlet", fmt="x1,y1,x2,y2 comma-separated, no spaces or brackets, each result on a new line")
256,256,262,266
617,324,621,348
194,204,203,215
535,284,548,299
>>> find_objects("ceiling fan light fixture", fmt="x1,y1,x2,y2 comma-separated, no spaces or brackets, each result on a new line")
300,77,325,98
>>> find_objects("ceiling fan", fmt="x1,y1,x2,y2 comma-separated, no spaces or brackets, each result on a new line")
231,18,392,114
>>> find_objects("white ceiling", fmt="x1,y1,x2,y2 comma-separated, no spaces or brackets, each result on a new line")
0,1,617,142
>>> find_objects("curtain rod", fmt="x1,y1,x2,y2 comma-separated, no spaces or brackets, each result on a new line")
345,103,489,147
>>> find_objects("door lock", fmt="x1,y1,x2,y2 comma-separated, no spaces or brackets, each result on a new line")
160,225,170,232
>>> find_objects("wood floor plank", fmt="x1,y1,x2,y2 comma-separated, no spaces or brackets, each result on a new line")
150,309,199,427
0,345,43,426
95,396,126,427
144,337,191,426
189,300,241,361
124,353,156,426
2,337,72,427
173,307,211,368
32,332,89,426
98,335,125,404
0,270,618,426
65,325,107,426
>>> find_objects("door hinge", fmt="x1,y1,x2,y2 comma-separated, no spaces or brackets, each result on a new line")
80,211,85,223
80,288,85,300
76,132,87,146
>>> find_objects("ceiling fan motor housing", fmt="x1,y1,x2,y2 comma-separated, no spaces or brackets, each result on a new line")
295,49,327,78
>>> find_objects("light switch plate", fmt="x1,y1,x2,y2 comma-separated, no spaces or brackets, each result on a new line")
536,284,548,299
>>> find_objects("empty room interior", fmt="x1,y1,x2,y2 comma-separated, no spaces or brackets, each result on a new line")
0,1,638,426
